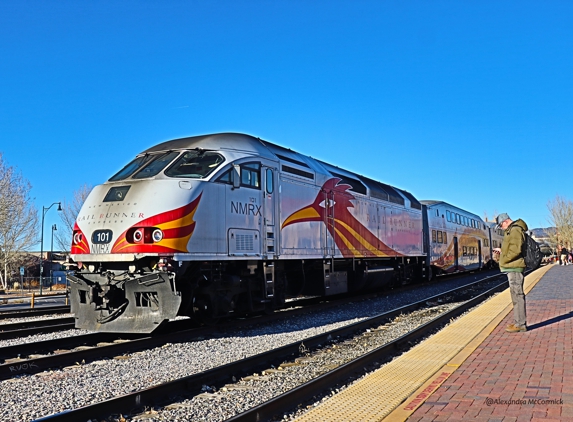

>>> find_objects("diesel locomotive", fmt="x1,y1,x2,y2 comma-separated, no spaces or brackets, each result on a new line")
69,133,504,333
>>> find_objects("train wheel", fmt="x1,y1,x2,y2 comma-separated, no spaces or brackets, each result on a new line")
192,294,220,325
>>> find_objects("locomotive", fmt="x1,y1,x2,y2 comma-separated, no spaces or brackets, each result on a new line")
69,133,503,333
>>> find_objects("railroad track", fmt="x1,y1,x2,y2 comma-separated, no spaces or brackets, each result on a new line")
34,271,511,421
0,317,75,341
2,271,493,381
0,286,403,381
0,305,71,320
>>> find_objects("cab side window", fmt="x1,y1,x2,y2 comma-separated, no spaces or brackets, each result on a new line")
240,163,260,189
216,169,232,184
215,162,261,189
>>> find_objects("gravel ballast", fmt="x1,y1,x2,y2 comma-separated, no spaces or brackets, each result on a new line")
0,273,501,421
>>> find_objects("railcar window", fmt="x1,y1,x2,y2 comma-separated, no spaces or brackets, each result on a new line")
266,168,274,194
166,151,225,179
216,169,232,184
109,155,154,181
437,231,443,243
432,230,436,243
241,163,261,189
446,210,451,222
443,232,448,244
132,151,180,179
456,214,460,224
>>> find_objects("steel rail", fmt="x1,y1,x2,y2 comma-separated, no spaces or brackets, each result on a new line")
0,306,71,320
35,272,509,422
226,280,510,421
0,332,122,361
0,317,74,332
0,320,76,341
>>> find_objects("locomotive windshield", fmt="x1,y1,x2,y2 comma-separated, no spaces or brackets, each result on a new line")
109,151,181,182
132,151,180,179
109,155,155,181
165,150,225,179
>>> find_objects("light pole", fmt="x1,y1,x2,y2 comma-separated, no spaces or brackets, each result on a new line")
40,202,62,295
50,224,57,290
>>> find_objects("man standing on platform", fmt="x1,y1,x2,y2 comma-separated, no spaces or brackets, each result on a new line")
493,212,528,333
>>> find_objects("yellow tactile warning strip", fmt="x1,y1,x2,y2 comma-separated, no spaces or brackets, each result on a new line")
293,264,554,422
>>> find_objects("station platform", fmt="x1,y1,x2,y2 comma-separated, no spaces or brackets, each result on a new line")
294,263,572,422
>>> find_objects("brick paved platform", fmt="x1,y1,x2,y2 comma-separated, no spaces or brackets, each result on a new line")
406,264,573,422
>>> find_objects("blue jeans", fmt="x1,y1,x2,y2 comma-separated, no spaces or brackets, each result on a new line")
507,271,526,327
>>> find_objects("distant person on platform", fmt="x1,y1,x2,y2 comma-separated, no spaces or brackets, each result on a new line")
493,213,528,333
560,246,569,266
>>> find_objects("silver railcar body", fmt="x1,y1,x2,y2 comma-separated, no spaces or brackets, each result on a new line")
421,201,492,276
69,133,426,332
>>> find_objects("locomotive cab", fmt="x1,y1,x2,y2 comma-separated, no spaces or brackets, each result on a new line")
69,134,285,332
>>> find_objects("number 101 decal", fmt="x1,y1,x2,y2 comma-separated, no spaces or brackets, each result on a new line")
92,229,113,244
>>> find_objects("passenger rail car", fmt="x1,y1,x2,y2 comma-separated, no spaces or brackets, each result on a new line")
421,201,498,277
68,133,497,333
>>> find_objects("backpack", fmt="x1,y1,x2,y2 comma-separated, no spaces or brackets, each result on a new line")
522,232,542,269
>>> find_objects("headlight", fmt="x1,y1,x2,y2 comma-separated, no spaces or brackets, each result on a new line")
73,232,83,245
133,228,144,243
152,229,163,243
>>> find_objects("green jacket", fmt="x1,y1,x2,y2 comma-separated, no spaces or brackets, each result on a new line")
499,219,528,272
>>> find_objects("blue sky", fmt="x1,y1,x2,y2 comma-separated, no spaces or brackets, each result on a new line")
1,1,572,250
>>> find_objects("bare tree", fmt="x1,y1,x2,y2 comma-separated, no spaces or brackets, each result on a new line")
0,154,39,289
547,195,573,250
55,184,93,252
482,210,500,223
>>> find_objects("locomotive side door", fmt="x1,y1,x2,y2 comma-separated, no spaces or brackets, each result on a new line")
324,188,336,257
378,205,388,254
262,165,279,258
453,236,459,271
226,161,263,257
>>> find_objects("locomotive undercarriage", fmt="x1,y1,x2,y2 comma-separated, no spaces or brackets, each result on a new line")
68,255,425,333
68,258,286,333
180,260,285,324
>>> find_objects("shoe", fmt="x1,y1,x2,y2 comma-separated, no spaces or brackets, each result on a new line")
506,324,527,333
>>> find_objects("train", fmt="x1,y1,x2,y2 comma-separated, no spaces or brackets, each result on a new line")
68,133,505,333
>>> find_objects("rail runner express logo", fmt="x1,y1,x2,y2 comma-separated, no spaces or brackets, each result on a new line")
281,178,403,258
